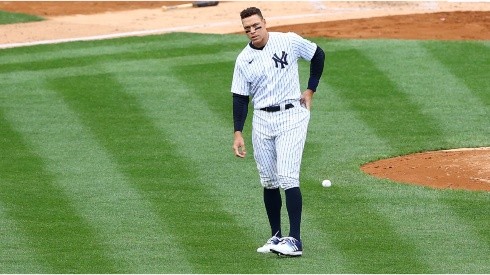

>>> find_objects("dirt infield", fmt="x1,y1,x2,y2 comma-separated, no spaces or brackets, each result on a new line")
0,1,488,191
361,148,490,192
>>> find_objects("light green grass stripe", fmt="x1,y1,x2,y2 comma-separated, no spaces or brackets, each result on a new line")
0,203,46,273
0,82,191,273
361,40,490,147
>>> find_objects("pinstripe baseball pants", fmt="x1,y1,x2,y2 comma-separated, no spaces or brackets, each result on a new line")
252,103,310,190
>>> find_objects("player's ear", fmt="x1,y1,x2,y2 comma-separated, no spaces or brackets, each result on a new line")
262,18,267,28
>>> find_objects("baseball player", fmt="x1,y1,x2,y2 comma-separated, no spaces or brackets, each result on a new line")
231,7,325,256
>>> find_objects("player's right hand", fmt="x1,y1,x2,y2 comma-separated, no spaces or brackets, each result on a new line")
233,132,247,158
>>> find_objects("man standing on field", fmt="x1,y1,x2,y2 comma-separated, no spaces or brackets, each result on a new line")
231,7,325,256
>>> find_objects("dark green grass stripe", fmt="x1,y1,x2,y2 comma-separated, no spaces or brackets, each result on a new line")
326,48,447,154
48,72,261,273
0,110,115,273
422,41,490,107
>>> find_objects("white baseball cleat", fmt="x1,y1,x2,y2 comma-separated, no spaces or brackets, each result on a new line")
257,235,281,253
270,236,303,256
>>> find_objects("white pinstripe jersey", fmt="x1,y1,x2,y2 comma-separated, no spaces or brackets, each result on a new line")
231,32,317,109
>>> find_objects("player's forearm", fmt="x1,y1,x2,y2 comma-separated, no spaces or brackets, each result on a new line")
307,46,325,92
233,93,250,132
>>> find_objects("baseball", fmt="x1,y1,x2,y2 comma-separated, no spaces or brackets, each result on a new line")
322,179,332,187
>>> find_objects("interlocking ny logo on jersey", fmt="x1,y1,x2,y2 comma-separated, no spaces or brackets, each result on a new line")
272,51,288,69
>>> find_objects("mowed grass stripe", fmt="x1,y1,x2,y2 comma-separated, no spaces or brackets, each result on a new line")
0,106,115,273
423,41,490,107
0,201,46,273
327,47,446,154
361,40,490,147
49,70,262,273
1,82,191,273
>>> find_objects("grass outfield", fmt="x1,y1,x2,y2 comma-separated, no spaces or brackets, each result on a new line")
0,32,489,273
0,10,44,25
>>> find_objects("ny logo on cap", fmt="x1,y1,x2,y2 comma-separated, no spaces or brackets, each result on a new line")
272,51,288,69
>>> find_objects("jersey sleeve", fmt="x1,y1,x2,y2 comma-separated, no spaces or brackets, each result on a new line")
289,32,317,61
230,58,250,96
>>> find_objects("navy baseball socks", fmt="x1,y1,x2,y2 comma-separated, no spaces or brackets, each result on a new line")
264,188,282,237
257,187,303,256
285,187,302,241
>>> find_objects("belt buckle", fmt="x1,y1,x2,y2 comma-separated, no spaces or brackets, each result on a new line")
280,103,286,111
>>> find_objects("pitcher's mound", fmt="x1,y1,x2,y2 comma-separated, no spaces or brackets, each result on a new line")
361,147,490,191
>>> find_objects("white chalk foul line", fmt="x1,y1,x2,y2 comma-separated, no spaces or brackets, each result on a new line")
0,22,225,49
0,13,326,49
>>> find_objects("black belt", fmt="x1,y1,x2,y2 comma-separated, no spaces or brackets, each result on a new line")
260,103,294,112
